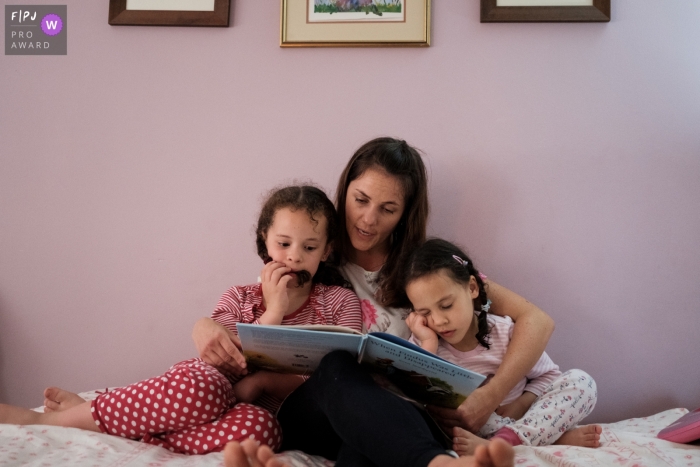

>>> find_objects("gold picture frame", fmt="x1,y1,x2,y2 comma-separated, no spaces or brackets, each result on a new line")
281,0,430,47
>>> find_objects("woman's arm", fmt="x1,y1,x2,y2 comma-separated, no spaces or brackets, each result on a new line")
480,279,555,408
192,317,248,377
428,280,555,433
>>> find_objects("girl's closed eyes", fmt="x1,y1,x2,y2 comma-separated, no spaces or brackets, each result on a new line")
402,238,600,456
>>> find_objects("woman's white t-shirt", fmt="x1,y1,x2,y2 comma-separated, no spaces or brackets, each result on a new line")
340,262,411,339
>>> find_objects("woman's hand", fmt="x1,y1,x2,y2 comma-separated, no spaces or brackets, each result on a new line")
406,312,439,354
427,385,501,434
259,261,293,324
495,391,536,421
192,317,247,377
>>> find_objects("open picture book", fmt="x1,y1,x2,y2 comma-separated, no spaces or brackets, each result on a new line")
236,323,486,409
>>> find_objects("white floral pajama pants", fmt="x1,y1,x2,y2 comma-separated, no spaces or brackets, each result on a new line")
478,369,597,446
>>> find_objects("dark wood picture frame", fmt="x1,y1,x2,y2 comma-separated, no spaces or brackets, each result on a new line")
109,0,231,27
481,0,610,23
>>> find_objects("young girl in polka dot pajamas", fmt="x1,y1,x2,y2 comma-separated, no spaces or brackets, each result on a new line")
403,239,600,456
0,185,363,455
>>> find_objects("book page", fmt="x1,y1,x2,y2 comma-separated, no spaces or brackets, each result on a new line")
237,324,363,375
361,335,485,408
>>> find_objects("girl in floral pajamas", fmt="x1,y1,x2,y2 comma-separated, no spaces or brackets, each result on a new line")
403,239,600,455
0,185,362,455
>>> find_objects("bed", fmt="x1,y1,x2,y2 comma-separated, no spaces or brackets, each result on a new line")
1,390,698,466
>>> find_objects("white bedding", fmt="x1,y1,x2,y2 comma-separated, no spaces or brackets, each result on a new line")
1,391,698,466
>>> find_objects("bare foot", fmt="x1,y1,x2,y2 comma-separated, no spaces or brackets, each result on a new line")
43,387,86,412
223,439,289,467
429,438,514,467
554,425,602,448
222,437,513,467
1,403,46,425
453,426,489,456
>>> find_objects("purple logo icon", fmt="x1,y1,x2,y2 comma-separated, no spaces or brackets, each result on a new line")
41,13,62,36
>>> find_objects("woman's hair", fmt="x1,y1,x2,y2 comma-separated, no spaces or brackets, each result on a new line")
401,238,491,349
255,185,349,288
335,137,429,306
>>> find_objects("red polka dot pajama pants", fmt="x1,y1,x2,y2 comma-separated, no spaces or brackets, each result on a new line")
89,358,282,455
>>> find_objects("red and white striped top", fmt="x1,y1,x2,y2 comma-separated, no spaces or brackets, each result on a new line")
211,283,363,334
411,314,561,406
210,283,362,414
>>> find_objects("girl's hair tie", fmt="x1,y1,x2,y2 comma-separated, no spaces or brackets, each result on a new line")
452,255,469,267
481,299,492,313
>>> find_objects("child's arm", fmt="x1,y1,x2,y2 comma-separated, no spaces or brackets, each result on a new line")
328,287,363,332
406,312,439,354
453,280,555,432
495,391,537,420
494,348,560,420
233,372,305,403
522,351,561,398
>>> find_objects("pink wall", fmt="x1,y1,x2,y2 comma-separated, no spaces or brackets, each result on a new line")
1,1,698,423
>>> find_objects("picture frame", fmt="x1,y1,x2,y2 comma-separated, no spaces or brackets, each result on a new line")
108,0,231,27
481,0,610,23
281,0,430,48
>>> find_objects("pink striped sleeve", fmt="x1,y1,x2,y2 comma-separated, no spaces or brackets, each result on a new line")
523,351,561,396
210,286,259,334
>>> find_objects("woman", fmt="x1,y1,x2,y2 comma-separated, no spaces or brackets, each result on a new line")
193,138,553,466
